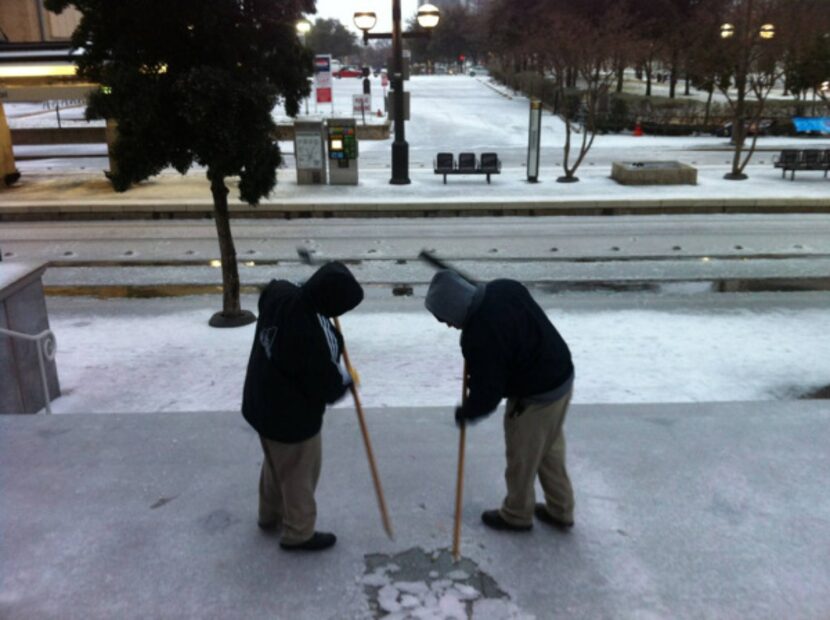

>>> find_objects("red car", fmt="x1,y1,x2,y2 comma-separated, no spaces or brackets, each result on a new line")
334,67,363,78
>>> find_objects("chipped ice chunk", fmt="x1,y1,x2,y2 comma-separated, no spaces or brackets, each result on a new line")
395,581,430,596
438,592,467,619
450,583,480,601
430,579,452,592
400,594,421,609
428,570,439,579
447,569,469,581
420,593,439,609
378,584,401,613
361,571,390,587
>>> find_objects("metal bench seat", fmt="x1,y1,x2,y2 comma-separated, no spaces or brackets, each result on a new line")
433,152,502,184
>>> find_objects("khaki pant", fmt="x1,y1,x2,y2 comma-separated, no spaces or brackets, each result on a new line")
500,390,574,527
258,433,321,545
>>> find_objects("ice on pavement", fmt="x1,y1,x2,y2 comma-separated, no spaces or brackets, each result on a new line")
362,548,531,620
43,295,830,414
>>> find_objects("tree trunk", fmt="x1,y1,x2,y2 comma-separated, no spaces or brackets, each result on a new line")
209,177,255,327
704,86,714,128
727,73,748,180
616,64,624,93
669,55,678,99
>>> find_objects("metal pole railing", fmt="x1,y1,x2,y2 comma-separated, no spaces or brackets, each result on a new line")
0,327,57,414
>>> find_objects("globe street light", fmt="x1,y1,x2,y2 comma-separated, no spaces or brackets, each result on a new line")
355,2,440,185
296,18,311,36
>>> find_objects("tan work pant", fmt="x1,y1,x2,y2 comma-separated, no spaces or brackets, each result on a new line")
500,390,574,527
258,433,321,545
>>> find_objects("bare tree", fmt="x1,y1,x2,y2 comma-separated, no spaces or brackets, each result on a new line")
549,3,633,182
701,0,786,180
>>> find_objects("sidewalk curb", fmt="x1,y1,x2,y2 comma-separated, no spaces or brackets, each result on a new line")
2,197,830,220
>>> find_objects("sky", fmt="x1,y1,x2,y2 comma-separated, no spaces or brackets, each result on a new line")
311,0,423,34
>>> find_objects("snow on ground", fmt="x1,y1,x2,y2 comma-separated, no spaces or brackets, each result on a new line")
45,294,830,414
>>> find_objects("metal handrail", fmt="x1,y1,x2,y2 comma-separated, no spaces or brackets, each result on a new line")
0,327,57,414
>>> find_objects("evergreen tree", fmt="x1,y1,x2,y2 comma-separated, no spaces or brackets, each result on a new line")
306,18,359,60
45,0,315,327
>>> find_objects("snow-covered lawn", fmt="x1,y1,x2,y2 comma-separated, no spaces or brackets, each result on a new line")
45,293,830,414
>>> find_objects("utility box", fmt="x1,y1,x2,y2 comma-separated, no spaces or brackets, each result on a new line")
327,118,358,186
294,119,328,185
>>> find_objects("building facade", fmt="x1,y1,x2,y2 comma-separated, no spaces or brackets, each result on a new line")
0,0,81,43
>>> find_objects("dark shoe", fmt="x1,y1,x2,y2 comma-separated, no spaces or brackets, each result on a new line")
280,531,337,552
534,503,574,530
481,510,532,532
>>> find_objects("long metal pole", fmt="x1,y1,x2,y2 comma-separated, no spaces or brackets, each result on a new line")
390,0,410,184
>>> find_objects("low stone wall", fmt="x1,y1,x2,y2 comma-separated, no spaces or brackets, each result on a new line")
274,121,390,141
12,122,392,146
11,127,106,145
612,161,697,185
0,262,60,413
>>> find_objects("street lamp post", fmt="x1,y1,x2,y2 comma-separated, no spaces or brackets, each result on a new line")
355,3,440,185
296,18,312,115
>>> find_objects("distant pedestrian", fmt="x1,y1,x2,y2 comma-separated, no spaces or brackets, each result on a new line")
242,261,363,551
425,270,576,532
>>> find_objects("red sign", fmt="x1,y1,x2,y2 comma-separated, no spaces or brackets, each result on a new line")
314,54,333,104
317,87,332,103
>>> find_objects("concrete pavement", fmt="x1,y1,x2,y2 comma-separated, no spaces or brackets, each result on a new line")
1,165,829,220
2,401,829,619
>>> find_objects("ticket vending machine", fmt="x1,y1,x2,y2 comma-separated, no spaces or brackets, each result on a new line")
294,119,328,185
326,118,358,185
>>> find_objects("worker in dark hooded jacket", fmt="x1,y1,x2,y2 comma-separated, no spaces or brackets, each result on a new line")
242,261,363,552
425,270,576,533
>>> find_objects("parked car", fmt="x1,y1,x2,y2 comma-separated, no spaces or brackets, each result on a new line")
468,65,489,77
334,66,362,78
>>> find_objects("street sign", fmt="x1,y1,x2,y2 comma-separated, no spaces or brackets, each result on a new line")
314,54,332,104
352,94,371,116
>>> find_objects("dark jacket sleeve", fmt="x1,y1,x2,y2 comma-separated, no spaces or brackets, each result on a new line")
295,316,350,406
460,336,506,421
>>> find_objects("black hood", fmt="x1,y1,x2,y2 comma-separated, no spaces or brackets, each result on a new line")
302,261,364,317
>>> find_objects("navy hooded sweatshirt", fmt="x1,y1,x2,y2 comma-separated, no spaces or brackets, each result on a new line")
242,262,364,443
426,271,573,421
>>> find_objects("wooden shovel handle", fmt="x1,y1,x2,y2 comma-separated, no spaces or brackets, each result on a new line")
334,317,394,540
452,362,468,561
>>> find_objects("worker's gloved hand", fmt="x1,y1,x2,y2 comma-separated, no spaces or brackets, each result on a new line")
349,367,361,389
338,362,353,387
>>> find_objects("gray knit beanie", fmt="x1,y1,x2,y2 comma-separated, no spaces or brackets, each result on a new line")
425,270,478,327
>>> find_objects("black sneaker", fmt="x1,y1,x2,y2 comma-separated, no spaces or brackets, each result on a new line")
534,504,574,530
481,510,532,532
280,531,337,552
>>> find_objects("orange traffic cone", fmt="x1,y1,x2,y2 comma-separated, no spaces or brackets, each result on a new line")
633,122,644,137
